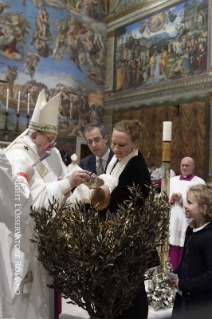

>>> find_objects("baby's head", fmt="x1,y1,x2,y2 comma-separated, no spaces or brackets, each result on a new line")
91,184,111,211
186,184,212,222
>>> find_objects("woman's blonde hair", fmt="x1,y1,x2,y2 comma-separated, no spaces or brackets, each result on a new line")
113,120,143,143
188,184,212,221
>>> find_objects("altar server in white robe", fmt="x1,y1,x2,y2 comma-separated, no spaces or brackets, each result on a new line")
0,150,34,233
0,150,34,314
3,89,90,319
169,157,205,269
67,153,81,175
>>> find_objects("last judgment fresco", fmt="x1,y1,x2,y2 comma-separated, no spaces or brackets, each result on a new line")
114,0,208,92
0,0,107,135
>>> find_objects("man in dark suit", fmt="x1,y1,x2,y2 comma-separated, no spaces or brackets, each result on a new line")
79,123,114,175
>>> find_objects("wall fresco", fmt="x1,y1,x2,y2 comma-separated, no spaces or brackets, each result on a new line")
0,0,107,136
114,0,208,92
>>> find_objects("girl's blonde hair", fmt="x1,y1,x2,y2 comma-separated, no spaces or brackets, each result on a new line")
188,184,212,221
113,120,143,144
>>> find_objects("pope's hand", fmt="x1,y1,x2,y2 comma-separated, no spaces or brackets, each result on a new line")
67,169,90,187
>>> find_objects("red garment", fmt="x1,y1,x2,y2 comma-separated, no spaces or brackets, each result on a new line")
169,244,183,269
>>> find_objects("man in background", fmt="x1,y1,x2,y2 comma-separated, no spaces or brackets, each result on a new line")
79,123,114,175
169,156,205,269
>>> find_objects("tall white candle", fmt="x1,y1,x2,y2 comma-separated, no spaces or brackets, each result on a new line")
17,91,20,113
27,93,30,114
6,89,9,111
162,121,172,141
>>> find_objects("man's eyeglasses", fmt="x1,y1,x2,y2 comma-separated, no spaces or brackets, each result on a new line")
86,137,104,146
37,131,57,146
181,164,192,168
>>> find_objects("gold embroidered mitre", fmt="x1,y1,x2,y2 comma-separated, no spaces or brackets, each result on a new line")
29,89,61,133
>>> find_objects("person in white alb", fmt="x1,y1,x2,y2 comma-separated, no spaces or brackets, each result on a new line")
169,157,205,269
2,89,90,319
0,150,34,314
67,153,80,174
0,150,34,233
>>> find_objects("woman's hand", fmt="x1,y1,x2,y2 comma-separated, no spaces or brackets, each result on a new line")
166,277,173,285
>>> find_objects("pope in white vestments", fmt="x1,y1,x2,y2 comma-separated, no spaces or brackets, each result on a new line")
169,157,205,269
2,90,90,319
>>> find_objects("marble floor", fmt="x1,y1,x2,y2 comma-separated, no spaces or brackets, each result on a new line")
60,298,172,319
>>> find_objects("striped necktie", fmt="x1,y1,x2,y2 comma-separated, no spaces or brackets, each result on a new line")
96,158,104,176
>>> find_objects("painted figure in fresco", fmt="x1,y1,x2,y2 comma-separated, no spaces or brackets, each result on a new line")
0,25,21,58
23,50,40,78
196,43,206,73
67,20,83,71
4,65,17,97
80,26,96,67
84,0,98,19
84,68,104,85
147,51,157,84
21,80,47,104
31,7,52,58
69,99,88,136
115,62,122,91
135,60,143,84
197,12,204,29
90,104,101,124
36,8,49,39
182,47,190,77
154,15,162,29
125,59,134,89
4,12,20,26
0,2,10,14
14,18,31,44
3,13,31,45
159,47,168,80
168,57,182,78
66,0,83,10
52,32,67,59
35,34,52,57
132,57,138,84
95,48,105,82
94,33,105,51
69,94,79,121
57,83,75,103
189,41,197,74
52,18,69,59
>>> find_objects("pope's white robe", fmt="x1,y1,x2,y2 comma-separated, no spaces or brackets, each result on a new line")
0,150,32,318
169,175,205,247
2,135,70,319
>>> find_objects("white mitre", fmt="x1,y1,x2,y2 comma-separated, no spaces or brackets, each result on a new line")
71,153,77,161
29,89,61,133
4,90,61,152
